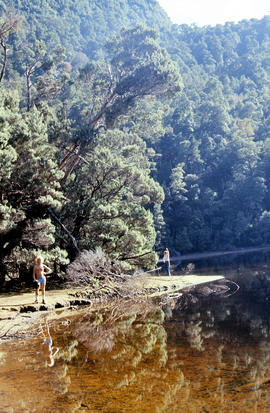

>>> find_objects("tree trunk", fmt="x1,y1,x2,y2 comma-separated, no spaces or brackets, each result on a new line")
0,39,7,83
26,69,32,111
0,204,47,286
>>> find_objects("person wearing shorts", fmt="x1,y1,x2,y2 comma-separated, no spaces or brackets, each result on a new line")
33,256,52,304
41,321,59,367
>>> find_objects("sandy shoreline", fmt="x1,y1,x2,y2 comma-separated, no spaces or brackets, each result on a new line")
0,274,223,341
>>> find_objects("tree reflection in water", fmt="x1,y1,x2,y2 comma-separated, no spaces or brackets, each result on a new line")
59,300,189,412
163,283,270,412
3,279,270,412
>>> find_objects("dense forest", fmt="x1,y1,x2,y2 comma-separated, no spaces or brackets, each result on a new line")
1,0,270,284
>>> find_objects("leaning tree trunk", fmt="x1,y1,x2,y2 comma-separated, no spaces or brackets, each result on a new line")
0,39,7,82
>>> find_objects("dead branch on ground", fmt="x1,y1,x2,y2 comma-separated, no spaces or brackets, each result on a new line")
65,248,147,301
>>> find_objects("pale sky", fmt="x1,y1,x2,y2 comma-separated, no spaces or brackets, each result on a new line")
158,0,270,26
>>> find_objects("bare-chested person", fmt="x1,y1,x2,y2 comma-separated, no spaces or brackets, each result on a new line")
33,256,52,304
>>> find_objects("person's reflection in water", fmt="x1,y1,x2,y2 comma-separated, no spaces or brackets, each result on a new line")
41,321,59,367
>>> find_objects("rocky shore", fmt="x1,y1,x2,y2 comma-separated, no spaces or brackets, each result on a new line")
0,274,223,341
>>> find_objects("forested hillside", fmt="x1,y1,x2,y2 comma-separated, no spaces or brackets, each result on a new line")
156,18,270,253
0,0,171,73
1,0,270,285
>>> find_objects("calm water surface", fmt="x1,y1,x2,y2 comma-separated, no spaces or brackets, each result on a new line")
1,260,270,412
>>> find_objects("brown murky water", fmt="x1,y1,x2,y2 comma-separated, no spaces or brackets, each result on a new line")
1,275,270,413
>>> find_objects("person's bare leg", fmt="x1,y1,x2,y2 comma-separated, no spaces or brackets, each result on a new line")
41,283,46,304
35,284,40,303
45,321,50,336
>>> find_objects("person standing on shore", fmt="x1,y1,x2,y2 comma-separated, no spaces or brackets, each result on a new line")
163,248,171,276
33,256,52,304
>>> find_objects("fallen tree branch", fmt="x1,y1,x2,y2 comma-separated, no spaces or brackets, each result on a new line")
0,323,21,339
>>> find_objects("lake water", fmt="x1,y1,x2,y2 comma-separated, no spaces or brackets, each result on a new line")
1,258,270,412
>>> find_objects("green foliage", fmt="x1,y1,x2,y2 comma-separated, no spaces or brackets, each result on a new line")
3,0,171,72
0,87,67,282
146,16,270,253
62,129,164,268
3,0,270,283
107,26,182,99
66,26,182,136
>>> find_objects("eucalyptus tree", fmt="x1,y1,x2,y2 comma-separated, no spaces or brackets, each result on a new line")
0,8,21,82
60,26,182,180
58,26,182,267
62,129,164,268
